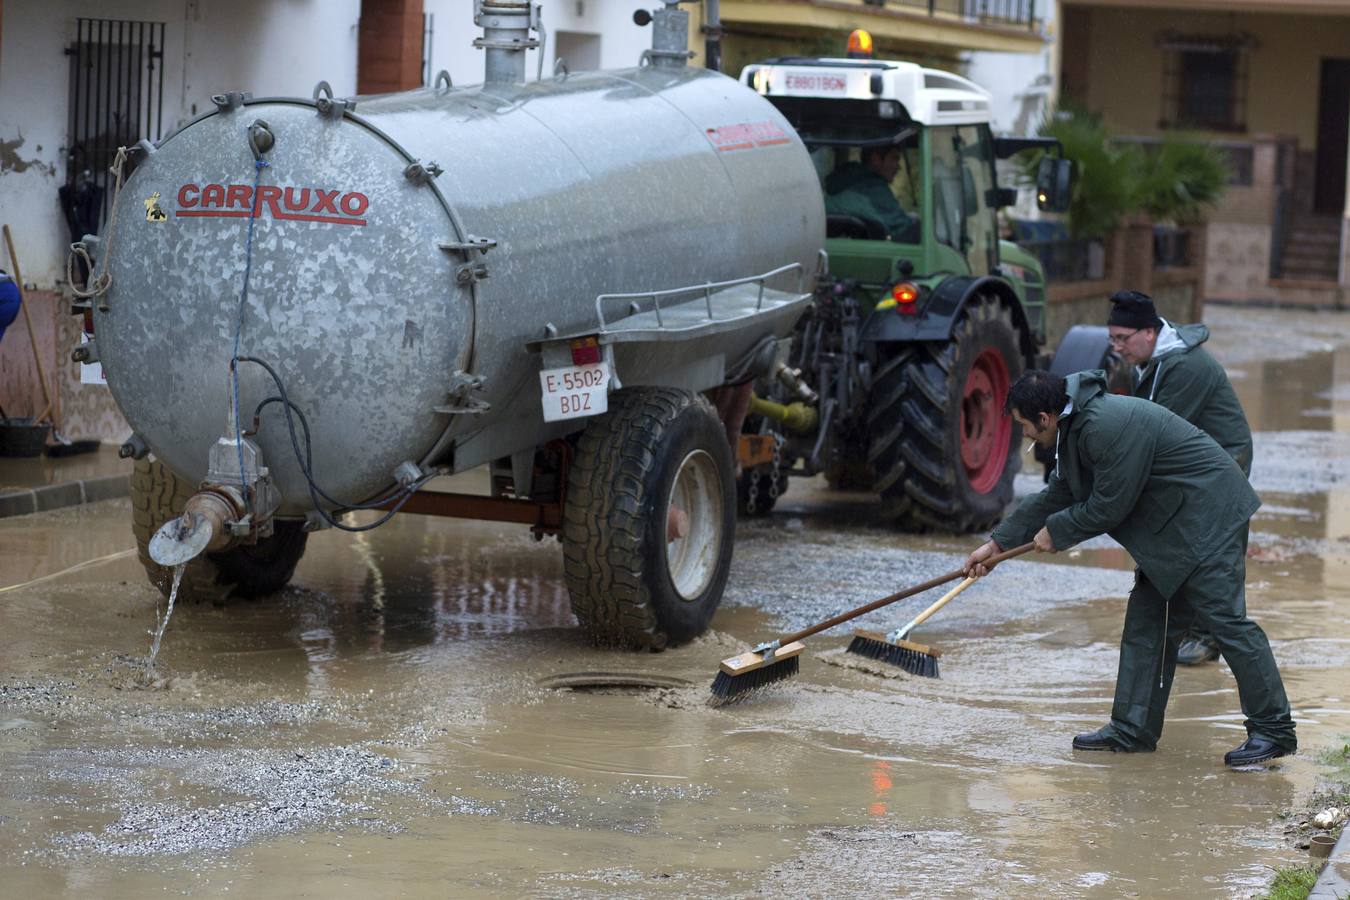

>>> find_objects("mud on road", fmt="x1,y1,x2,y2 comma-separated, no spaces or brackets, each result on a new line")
3,304,1350,897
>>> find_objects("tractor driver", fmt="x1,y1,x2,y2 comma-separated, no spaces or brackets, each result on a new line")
824,145,919,243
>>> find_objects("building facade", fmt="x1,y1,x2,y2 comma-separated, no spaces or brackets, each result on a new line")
1058,0,1350,306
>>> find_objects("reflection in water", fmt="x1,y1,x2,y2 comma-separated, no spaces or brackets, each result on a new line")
868,759,892,817
1236,347,1338,433
290,514,577,658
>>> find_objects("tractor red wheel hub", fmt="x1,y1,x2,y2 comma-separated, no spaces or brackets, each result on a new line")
960,348,1012,493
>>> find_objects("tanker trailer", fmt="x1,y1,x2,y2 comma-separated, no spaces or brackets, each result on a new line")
72,1,825,649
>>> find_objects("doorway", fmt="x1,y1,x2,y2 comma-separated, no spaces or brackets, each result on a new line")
1314,58,1350,214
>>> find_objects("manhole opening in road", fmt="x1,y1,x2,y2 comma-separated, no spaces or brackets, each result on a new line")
537,672,693,693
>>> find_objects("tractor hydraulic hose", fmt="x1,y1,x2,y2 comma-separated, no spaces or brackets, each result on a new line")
748,394,818,435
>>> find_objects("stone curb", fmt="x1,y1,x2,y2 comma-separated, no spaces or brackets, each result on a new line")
1310,824,1350,898
0,474,131,518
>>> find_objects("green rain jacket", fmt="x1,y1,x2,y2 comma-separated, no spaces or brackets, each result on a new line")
823,163,915,241
991,371,1260,599
1134,321,1253,475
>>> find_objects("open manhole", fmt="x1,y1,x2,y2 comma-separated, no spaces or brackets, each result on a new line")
538,672,693,694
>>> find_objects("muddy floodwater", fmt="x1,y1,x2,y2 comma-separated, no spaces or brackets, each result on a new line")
3,305,1350,897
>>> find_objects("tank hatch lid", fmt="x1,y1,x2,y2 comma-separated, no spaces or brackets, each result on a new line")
741,58,991,126
525,264,812,352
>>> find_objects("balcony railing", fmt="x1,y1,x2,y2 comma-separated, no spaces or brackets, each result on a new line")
875,0,1038,30
1020,237,1105,283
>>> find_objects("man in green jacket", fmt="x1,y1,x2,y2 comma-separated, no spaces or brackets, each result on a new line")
1107,290,1253,666
964,369,1295,765
824,146,919,243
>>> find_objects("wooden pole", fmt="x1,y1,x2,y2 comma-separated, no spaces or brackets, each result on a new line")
2,224,54,424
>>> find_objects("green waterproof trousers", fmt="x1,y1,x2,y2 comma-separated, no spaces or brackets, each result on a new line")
1101,528,1296,752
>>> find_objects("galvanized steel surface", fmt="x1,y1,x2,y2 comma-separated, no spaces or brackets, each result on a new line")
96,66,824,515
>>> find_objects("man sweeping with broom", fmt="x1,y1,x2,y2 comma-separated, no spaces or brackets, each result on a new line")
963,369,1296,767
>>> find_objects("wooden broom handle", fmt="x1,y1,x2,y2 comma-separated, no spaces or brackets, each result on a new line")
902,576,978,633
3,225,54,423
776,542,1034,646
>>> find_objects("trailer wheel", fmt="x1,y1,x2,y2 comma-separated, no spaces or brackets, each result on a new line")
866,296,1024,533
563,388,736,649
132,457,309,602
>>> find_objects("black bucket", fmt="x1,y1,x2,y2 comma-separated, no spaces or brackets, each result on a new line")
0,418,52,458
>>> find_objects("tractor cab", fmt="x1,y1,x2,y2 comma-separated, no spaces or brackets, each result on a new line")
743,55,1001,280
741,42,1071,292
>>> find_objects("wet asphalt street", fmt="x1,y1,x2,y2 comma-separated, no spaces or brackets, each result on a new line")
3,304,1350,897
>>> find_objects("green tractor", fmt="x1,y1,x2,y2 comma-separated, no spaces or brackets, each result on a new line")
736,51,1073,531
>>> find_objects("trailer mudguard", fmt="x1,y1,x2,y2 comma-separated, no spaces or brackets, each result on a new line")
1046,324,1113,377
859,275,1036,361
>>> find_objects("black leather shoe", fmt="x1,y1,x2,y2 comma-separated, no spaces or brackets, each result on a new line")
1073,727,1126,751
1176,635,1221,666
1224,736,1289,767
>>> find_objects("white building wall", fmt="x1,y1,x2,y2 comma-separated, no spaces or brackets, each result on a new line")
0,0,358,288
423,0,650,86
964,5,1056,138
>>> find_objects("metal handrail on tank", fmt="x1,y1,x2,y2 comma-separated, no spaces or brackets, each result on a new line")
594,262,806,332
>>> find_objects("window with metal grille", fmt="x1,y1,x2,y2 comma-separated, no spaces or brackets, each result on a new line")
63,18,166,234
1159,33,1254,132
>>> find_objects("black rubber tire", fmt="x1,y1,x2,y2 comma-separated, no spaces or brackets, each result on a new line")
132,457,309,602
866,297,1025,533
824,436,873,490
563,388,736,650
736,428,787,517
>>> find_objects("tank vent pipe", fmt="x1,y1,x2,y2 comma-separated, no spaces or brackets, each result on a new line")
474,0,542,84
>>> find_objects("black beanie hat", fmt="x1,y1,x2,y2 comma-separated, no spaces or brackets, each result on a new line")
1107,290,1162,330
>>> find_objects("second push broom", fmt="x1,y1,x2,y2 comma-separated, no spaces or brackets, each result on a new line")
710,542,1035,703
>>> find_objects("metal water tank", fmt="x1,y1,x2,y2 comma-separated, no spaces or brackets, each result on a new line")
96,66,824,515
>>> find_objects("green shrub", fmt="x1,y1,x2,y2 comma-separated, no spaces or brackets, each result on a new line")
1135,137,1229,224
1026,108,1230,237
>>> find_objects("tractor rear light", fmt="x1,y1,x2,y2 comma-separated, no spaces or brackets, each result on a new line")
570,336,602,366
892,282,919,315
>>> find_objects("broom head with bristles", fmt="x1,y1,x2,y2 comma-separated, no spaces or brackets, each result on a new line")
709,640,806,704
846,629,941,678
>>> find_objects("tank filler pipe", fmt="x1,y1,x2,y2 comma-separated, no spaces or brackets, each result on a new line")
475,0,542,84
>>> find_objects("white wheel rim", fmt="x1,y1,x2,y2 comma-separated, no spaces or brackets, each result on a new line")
666,449,723,601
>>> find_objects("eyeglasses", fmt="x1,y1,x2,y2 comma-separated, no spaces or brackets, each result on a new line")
1107,328,1141,347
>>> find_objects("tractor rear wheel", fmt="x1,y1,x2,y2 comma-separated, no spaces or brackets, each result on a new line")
132,457,309,602
866,297,1024,533
563,388,735,649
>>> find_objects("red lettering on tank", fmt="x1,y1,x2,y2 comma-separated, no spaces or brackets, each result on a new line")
174,183,368,226
311,190,340,215
255,185,283,218
340,192,369,216
706,120,792,152
283,187,311,211
225,185,253,209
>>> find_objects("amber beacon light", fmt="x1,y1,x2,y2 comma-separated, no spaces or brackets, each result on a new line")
846,29,874,59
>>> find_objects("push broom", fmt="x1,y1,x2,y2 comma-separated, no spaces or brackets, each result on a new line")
709,542,1034,704
846,575,979,676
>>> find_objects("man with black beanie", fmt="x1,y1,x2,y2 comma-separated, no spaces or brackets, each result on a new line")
1106,290,1253,666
